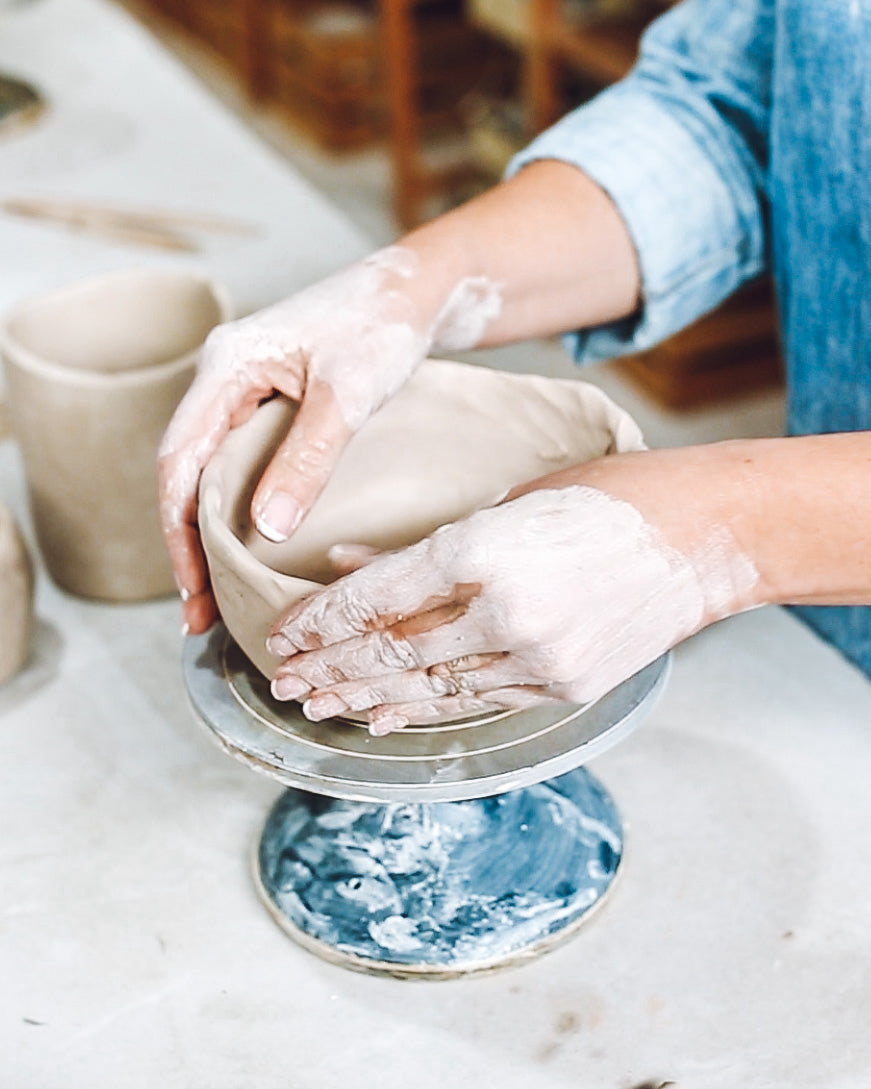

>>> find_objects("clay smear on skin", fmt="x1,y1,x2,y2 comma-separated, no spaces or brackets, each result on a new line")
160,249,505,542
315,252,504,427
310,250,425,431
431,276,503,351
270,487,760,731
371,582,482,639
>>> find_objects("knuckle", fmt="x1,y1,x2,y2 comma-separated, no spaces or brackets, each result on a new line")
377,632,419,671
531,642,582,686
317,659,351,686
427,664,476,697
334,584,379,633
475,585,532,646
561,676,602,705
346,684,387,711
201,322,235,361
286,613,328,653
426,526,471,578
401,699,444,723
452,536,490,582
282,433,334,480
490,590,528,636
453,694,489,715
202,319,281,377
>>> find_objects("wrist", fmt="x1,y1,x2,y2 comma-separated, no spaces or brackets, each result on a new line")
511,441,769,620
736,433,871,607
517,432,871,613
352,246,440,349
396,223,503,353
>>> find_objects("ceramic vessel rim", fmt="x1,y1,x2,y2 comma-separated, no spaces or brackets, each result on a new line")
0,266,232,387
196,360,647,578
199,460,303,603
182,624,671,803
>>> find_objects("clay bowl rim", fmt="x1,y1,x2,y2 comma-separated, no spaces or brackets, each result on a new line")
198,433,308,617
0,266,233,390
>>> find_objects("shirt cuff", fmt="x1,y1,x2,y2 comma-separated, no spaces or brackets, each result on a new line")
508,85,766,364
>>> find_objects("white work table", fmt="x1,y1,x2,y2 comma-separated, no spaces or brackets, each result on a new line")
3,3,871,1088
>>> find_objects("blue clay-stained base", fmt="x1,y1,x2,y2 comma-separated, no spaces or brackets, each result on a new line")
255,767,622,978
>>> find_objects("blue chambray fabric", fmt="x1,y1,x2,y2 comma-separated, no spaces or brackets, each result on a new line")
510,0,871,677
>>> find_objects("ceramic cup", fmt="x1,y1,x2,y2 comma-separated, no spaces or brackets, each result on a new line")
0,500,34,686
0,267,231,600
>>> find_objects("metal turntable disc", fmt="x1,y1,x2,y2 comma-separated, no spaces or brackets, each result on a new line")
184,625,670,804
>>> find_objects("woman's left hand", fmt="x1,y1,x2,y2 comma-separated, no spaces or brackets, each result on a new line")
266,453,763,735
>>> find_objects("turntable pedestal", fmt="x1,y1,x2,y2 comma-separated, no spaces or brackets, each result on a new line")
184,625,669,977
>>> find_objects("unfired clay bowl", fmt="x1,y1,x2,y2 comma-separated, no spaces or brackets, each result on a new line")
199,359,646,682
0,501,34,686
1,267,231,601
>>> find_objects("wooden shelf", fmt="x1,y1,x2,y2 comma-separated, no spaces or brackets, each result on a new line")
526,1,655,128
618,279,783,409
521,0,784,408
544,11,648,84
380,0,516,227
130,0,783,411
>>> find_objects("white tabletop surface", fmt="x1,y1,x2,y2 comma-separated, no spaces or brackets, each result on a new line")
0,0,369,318
3,3,871,1088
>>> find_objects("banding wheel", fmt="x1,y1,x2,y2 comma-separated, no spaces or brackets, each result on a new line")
184,625,670,979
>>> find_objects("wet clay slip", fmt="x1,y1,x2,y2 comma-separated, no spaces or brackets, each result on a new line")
1,268,231,600
199,359,646,680
0,501,34,686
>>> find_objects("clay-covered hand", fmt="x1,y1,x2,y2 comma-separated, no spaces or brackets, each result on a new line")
158,247,500,634
266,480,761,735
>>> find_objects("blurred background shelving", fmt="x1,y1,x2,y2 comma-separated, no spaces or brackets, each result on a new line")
125,0,784,411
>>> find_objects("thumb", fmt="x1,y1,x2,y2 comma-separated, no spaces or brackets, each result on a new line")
326,542,384,576
251,379,352,543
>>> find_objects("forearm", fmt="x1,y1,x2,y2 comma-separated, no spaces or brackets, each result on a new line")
518,433,871,611
265,429,871,729
392,160,641,349
741,433,871,607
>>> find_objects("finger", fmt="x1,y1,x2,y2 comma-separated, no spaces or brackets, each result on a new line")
269,558,481,656
161,513,218,634
170,518,219,633
269,613,490,697
299,671,448,722
158,326,304,601
297,652,515,719
185,587,219,634
158,372,243,610
158,441,218,633
429,654,547,694
326,542,384,576
365,685,562,735
251,378,352,544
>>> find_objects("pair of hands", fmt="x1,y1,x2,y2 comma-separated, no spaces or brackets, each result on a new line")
158,254,759,733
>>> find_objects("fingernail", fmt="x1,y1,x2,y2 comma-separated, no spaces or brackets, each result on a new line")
266,632,296,657
255,492,301,543
369,711,409,736
303,693,348,721
270,675,311,701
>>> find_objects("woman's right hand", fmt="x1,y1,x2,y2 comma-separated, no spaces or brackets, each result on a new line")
158,247,449,634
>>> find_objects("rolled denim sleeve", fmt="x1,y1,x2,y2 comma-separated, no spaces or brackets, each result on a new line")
509,0,775,363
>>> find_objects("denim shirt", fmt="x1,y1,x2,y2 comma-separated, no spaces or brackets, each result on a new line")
512,0,871,677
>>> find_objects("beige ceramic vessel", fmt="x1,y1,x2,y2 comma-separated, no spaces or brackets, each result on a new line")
199,358,646,681
0,501,34,686
1,267,231,600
